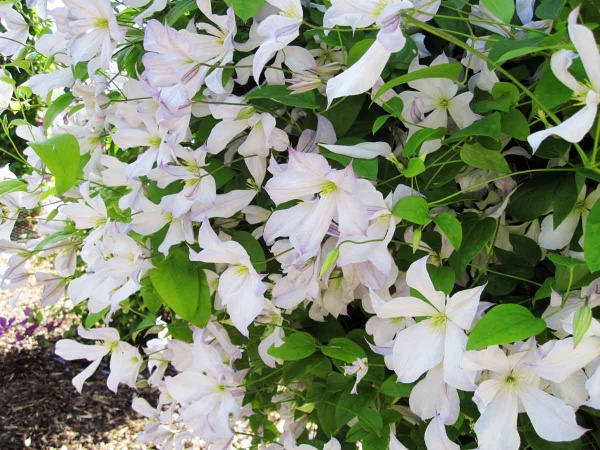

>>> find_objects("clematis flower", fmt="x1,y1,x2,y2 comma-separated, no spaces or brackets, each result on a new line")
190,221,267,337
463,345,588,450
55,325,143,393
0,4,29,56
399,55,480,155
342,357,369,394
253,0,304,82
370,255,485,390
528,8,600,152
264,149,369,259
0,72,13,115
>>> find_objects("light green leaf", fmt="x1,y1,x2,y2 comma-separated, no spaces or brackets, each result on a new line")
149,249,211,328
380,376,415,398
268,331,317,360
232,0,265,21
402,127,446,157
467,304,547,350
0,179,26,197
433,212,463,249
573,306,592,347
320,247,340,276
481,0,514,25
392,196,430,225
43,92,74,130
402,157,426,178
321,337,367,363
358,407,383,434
584,198,600,272
30,134,80,196
460,142,511,174
446,112,502,143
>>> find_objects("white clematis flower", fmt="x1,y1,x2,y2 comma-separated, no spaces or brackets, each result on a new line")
370,255,484,390
0,4,29,56
463,345,588,450
190,221,267,337
528,8,600,152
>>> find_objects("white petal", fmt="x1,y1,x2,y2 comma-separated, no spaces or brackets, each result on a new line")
538,211,581,250
462,346,511,374
405,255,446,311
409,364,460,423
443,322,476,391
530,337,600,383
389,431,410,450
520,384,588,442
474,388,520,450
320,142,392,159
370,288,438,319
447,92,480,129
71,359,103,393
326,40,391,107
551,50,587,92
568,8,600,91
528,90,599,152
392,319,445,383
424,416,460,450
445,284,485,330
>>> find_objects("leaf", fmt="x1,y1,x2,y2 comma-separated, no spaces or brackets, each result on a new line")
320,247,340,276
467,304,547,350
84,307,110,329
402,127,446,157
547,253,583,268
322,94,365,137
573,306,592,347
449,216,496,274
232,0,265,21
149,249,211,328
392,196,430,225
584,198,600,272
500,108,530,140
372,114,391,134
166,0,197,25
374,63,464,101
525,428,581,450
267,331,316,360
402,157,425,178
445,112,502,143
552,174,578,229
30,134,80,196
0,179,26,197
534,61,573,111
321,337,367,363
348,39,376,66
168,319,193,343
460,142,511,174
43,92,74,130
246,85,318,109
358,407,383,434
507,174,556,222
433,212,463,249
231,231,266,272
380,376,415,398
319,146,378,180
482,0,515,23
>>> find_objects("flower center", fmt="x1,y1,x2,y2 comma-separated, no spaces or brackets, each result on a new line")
320,180,338,195
438,97,450,108
94,18,109,29
430,313,447,333
148,136,162,147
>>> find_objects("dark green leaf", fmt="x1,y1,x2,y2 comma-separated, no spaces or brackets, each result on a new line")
149,249,211,328
584,198,600,272
449,216,496,274
231,231,266,272
267,331,316,361
358,407,383,434
500,108,530,140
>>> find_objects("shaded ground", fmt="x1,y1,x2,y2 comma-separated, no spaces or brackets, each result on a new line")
0,257,155,450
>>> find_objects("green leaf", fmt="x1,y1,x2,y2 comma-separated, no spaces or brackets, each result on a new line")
372,114,391,134
232,0,265,21
460,142,511,174
433,212,463,249
321,337,367,363
584,198,600,272
132,313,158,340
573,305,592,347
140,276,162,314
500,108,530,140
402,157,426,178
319,146,378,180
392,196,430,225
380,376,415,398
168,319,194,343
507,174,556,222
320,247,340,276
348,39,376,66
246,85,318,109
535,0,566,20
149,249,211,328
84,307,110,329
43,92,75,131
374,63,464,101
322,94,365,137
534,61,573,110
467,304,547,350
358,407,383,434
402,127,446,157
267,331,316,360
30,134,80,196
525,429,581,450
552,174,578,229
0,179,27,197
449,216,496,274
547,253,583,268
231,231,266,272
482,0,515,23
446,112,502,143
166,0,197,25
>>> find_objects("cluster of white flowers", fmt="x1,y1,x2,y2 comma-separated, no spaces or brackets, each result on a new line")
1,0,600,449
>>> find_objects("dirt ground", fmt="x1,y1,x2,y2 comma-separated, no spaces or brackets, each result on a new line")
0,257,155,450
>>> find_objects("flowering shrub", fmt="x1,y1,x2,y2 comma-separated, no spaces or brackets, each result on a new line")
2,0,600,448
